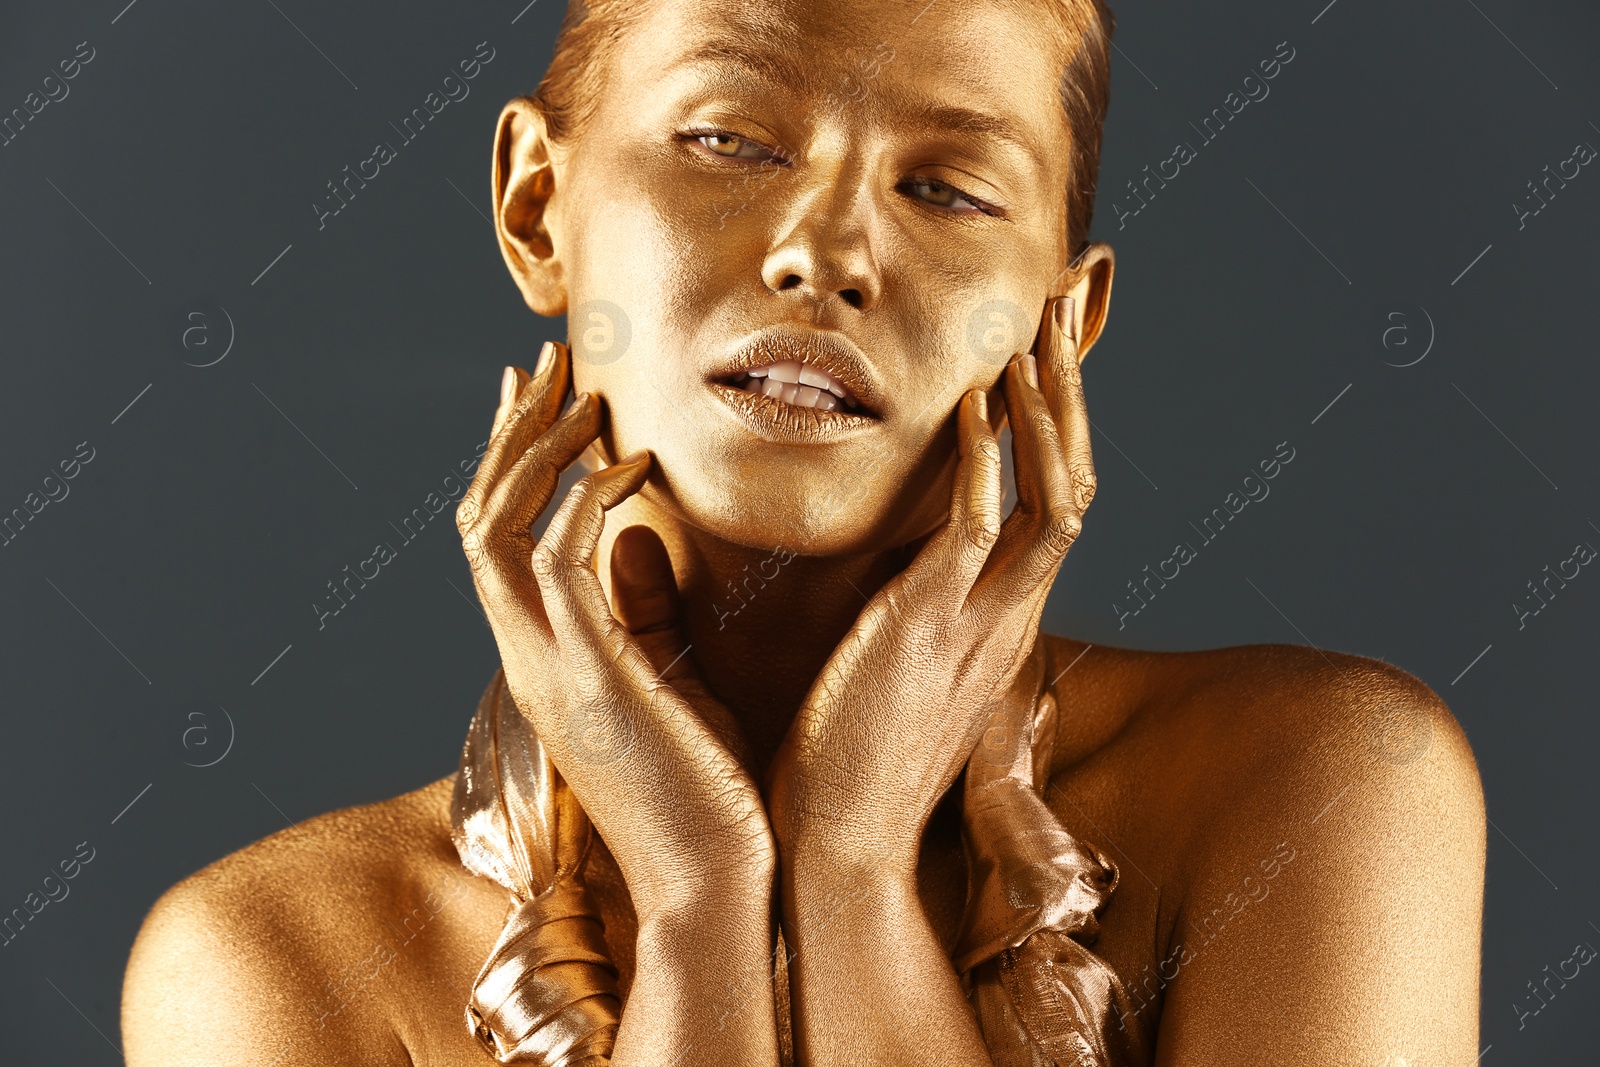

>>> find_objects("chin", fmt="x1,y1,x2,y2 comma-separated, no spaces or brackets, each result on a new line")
637,445,953,558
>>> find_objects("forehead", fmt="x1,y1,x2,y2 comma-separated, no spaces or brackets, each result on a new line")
611,0,1072,150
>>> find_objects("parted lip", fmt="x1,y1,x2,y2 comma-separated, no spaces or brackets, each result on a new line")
707,326,884,417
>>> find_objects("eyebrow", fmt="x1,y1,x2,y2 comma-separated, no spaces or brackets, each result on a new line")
904,102,1046,170
671,40,823,98
669,43,1046,171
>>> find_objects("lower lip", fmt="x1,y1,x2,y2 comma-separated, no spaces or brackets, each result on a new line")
708,381,879,444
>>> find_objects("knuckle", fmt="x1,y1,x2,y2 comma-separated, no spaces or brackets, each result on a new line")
530,542,562,580
1072,468,1098,510
1042,503,1084,552
966,512,1003,550
454,496,481,533
460,524,490,566
972,437,1003,470
957,494,1003,551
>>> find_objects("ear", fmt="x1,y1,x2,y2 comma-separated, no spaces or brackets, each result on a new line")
493,97,567,316
1056,242,1115,362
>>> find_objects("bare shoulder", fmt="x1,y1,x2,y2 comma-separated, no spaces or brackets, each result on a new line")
122,776,503,1067
1042,636,1487,1062
1155,638,1486,881
1042,635,1484,827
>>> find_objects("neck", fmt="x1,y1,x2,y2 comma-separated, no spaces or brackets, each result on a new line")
595,492,912,774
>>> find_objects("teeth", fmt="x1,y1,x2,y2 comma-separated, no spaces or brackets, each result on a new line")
732,367,859,412
797,366,830,390
735,360,856,409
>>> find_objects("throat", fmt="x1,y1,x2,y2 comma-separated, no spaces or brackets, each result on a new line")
596,494,911,774
686,547,904,772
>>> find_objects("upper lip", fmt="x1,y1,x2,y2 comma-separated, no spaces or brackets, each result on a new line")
708,326,883,417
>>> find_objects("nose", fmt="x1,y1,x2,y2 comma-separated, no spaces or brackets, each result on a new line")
760,164,883,313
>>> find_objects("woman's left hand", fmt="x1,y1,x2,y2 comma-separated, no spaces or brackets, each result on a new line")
766,295,1095,873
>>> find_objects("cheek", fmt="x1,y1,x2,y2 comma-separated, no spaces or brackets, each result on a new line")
567,212,746,374
887,240,1041,397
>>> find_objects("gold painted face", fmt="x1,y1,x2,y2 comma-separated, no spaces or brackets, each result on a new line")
500,0,1113,555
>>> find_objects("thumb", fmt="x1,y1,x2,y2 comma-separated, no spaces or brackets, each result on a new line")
610,525,753,765
609,524,698,686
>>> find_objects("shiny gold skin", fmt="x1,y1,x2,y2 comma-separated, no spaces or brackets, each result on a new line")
122,0,1486,1064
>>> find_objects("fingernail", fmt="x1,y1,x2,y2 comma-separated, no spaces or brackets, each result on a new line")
1019,354,1039,388
1056,296,1078,341
623,449,650,466
534,340,556,376
499,366,516,407
566,391,591,415
972,389,988,421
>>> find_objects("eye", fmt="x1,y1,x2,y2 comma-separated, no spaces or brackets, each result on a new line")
685,128,786,163
900,176,1003,218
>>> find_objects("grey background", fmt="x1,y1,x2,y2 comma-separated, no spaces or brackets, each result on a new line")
1,0,1594,1061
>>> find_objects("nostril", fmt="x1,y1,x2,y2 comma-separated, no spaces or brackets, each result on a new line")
840,288,863,309
777,274,804,292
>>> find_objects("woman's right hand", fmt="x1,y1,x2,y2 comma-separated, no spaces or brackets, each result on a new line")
455,340,774,919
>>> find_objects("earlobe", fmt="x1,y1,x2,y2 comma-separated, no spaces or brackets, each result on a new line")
1059,243,1115,361
493,97,567,316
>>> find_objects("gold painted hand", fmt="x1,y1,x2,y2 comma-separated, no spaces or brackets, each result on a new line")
455,340,774,919
767,294,1095,873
